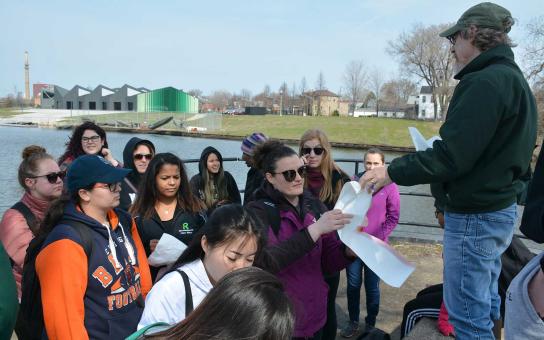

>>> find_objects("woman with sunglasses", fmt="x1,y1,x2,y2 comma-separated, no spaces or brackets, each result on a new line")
35,154,152,339
131,153,206,281
299,129,350,340
0,146,64,307
247,140,355,340
58,121,120,171
119,137,156,211
190,146,241,210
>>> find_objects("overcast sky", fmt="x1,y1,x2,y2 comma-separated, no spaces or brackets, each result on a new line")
0,0,541,97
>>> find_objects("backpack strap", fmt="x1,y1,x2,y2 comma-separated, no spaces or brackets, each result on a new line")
125,322,170,340
258,199,281,236
11,201,39,235
176,270,194,315
58,220,94,259
124,177,138,194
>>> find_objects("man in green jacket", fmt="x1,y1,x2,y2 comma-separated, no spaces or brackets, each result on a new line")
0,243,18,340
360,3,537,339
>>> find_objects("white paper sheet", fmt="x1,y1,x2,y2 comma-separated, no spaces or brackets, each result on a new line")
408,127,441,151
147,233,188,267
335,181,415,287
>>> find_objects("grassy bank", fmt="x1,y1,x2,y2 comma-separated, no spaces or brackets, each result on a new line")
61,112,442,148
220,115,441,147
0,108,18,118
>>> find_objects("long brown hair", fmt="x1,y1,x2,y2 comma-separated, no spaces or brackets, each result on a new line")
146,267,294,340
130,153,203,219
299,129,347,204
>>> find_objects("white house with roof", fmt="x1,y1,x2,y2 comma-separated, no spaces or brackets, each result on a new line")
417,86,442,120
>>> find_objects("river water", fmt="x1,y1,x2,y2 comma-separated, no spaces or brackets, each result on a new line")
0,126,437,228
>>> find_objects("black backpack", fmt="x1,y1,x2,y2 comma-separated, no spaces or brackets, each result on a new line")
356,327,391,340
8,202,39,269
257,198,322,236
18,220,94,340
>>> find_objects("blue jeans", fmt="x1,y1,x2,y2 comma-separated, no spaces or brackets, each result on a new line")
346,258,380,326
443,203,516,340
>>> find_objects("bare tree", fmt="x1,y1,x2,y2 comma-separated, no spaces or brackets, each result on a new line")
263,84,271,97
388,23,455,120
300,77,307,94
316,71,326,90
209,90,232,112
343,60,368,113
187,89,203,99
524,16,544,87
381,78,417,108
369,68,384,115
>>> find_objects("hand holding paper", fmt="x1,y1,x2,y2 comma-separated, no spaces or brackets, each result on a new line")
335,181,415,287
147,233,188,267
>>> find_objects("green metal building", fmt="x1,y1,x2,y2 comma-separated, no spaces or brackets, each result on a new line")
136,87,198,113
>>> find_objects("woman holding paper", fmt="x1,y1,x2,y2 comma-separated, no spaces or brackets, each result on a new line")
131,153,206,281
299,129,350,340
340,148,400,338
248,140,355,340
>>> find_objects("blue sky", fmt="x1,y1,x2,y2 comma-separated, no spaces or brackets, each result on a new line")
0,0,541,97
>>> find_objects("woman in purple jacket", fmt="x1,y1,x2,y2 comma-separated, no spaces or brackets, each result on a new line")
340,148,400,338
247,140,355,340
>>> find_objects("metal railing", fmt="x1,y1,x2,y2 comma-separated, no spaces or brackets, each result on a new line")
183,157,440,230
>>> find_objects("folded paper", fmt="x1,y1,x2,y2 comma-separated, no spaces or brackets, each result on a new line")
408,127,441,151
335,181,415,287
147,233,188,267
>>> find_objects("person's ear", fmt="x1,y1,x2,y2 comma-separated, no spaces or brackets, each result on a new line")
265,172,275,185
78,188,92,203
24,177,36,190
201,236,209,255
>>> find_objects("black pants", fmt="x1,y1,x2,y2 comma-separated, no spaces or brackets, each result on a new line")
322,272,340,340
400,284,443,338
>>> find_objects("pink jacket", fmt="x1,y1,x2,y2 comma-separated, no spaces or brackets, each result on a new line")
363,182,400,243
0,192,50,299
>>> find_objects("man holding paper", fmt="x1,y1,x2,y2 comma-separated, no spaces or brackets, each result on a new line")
360,3,537,339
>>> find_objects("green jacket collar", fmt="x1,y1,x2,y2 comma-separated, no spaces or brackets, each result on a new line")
454,44,518,80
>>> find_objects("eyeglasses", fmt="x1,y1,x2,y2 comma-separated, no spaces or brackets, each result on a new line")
301,147,325,156
447,33,458,45
29,171,66,184
93,182,121,192
272,166,307,182
82,135,101,143
134,153,153,161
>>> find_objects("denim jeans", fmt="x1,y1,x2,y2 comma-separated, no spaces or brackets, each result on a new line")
346,258,380,326
443,203,516,339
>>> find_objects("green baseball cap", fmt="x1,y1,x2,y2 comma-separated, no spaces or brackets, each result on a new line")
439,2,513,38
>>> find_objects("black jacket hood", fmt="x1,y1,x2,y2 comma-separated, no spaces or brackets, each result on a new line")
122,137,155,184
198,146,223,175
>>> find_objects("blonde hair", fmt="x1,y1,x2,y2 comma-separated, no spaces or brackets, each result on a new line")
299,129,346,204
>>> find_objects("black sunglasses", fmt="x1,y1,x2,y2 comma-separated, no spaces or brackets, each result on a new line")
134,153,153,160
29,171,66,184
302,147,325,156
273,166,307,182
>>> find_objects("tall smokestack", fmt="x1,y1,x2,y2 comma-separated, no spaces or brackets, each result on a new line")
24,51,30,101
